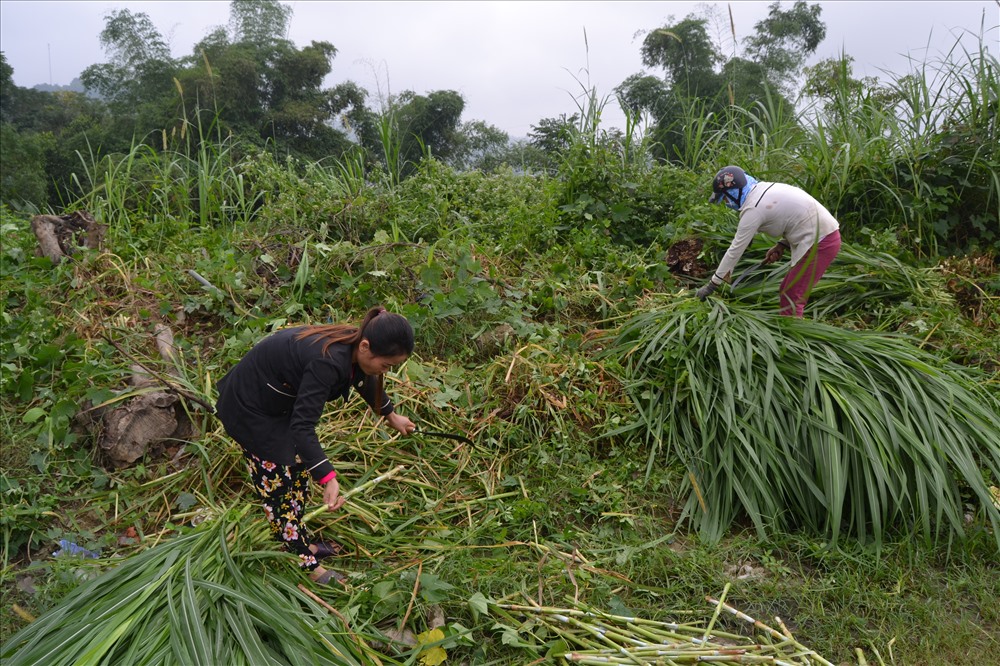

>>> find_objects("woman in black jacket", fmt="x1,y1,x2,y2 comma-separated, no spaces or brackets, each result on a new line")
215,307,415,584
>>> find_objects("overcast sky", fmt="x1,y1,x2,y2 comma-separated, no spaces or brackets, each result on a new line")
1,1,997,137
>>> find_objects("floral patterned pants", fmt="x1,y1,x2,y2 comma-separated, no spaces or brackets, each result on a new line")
243,451,319,571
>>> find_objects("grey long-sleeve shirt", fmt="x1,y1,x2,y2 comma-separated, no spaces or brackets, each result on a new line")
711,182,840,284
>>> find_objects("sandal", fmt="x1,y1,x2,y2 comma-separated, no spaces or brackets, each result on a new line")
310,568,347,585
311,541,343,560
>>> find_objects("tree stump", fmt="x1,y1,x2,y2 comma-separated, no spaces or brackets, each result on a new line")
665,237,706,277
97,391,193,467
30,211,106,264
74,325,198,469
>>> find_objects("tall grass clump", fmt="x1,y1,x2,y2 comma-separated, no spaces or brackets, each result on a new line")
543,69,684,249
703,90,806,179
795,31,999,254
67,111,267,253
677,31,998,255
601,297,1000,550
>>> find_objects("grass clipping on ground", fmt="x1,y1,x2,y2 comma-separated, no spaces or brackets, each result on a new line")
2,499,841,666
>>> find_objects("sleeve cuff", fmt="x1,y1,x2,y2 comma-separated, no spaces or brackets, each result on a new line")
307,458,335,483
318,470,337,485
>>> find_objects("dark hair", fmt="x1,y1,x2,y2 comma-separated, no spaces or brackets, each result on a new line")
294,307,414,357
363,309,415,357
295,308,413,416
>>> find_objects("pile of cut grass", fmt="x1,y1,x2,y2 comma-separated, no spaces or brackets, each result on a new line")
602,297,1000,549
0,506,384,666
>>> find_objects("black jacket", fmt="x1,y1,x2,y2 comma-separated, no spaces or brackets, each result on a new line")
215,327,393,481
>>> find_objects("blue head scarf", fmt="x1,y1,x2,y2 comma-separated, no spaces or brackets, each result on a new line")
723,174,758,211
710,166,759,211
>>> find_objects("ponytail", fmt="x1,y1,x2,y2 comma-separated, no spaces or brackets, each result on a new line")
295,307,413,417
294,307,414,357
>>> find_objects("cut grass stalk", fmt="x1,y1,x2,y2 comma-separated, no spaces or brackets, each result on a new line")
303,465,407,523
499,593,837,665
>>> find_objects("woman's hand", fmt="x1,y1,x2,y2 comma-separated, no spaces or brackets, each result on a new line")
696,280,719,301
765,243,786,264
323,477,346,512
385,411,415,435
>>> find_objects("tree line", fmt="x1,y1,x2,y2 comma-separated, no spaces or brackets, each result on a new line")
0,1,833,201
2,0,995,255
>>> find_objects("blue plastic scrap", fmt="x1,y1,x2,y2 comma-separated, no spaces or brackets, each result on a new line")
52,539,100,559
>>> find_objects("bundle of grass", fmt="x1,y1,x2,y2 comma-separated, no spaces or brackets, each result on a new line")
0,504,395,666
794,243,954,321
600,298,1000,549
696,231,954,323
495,582,836,665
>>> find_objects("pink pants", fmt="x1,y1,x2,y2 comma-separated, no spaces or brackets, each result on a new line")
779,230,841,317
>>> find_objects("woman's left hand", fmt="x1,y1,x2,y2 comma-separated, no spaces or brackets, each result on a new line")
323,477,346,512
765,243,786,264
385,411,415,435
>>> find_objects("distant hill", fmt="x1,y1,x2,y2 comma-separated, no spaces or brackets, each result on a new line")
32,78,87,94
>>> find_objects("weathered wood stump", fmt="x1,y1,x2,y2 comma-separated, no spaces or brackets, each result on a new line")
665,237,706,277
30,211,106,264
74,325,198,469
